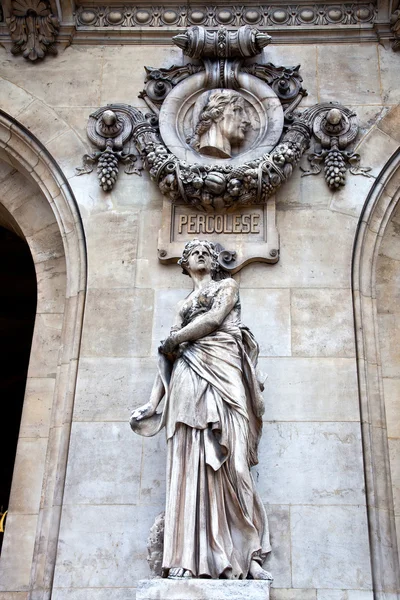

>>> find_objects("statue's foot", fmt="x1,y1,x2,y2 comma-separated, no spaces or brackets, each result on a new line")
168,567,193,579
249,560,273,581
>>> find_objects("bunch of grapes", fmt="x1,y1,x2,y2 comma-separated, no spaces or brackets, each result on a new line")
324,150,346,189
97,149,119,191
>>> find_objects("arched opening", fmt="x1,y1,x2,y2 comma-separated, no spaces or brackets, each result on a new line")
0,111,87,598
352,148,400,597
0,224,36,553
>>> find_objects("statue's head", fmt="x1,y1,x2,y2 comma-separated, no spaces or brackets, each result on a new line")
190,90,250,159
178,239,219,279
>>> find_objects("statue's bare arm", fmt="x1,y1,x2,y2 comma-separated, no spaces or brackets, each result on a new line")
160,279,238,353
130,299,185,422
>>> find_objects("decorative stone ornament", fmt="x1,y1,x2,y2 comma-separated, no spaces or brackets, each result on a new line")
301,103,372,187
78,25,370,271
3,0,59,61
391,9,400,51
76,106,141,191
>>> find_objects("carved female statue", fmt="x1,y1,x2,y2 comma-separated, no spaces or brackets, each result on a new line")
130,240,271,580
190,90,251,159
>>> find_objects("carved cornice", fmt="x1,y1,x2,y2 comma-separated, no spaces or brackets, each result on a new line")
75,3,377,29
390,9,400,50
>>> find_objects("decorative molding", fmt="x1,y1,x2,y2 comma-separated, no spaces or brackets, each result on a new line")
76,105,142,191
75,3,377,29
4,0,60,61
301,103,372,188
390,9,400,50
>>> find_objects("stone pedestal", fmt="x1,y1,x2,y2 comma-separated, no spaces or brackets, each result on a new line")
136,579,271,600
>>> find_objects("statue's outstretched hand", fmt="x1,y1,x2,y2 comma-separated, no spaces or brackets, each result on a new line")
130,401,156,423
159,333,178,356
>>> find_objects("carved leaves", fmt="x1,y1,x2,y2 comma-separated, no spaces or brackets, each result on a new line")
6,0,59,61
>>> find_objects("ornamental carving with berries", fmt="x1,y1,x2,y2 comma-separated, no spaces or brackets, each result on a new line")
78,24,371,207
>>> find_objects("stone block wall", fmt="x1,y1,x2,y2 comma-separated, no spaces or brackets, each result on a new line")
0,36,399,600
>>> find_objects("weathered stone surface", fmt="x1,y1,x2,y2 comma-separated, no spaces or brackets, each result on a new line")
80,288,154,358
317,44,381,104
291,505,372,589
259,357,359,422
19,377,55,438
239,210,357,289
136,579,271,600
256,422,365,506
8,437,47,513
0,513,38,591
291,289,355,357
27,313,63,377
241,288,291,356
84,210,139,289
63,422,142,505
263,505,291,588
73,357,158,422
151,289,188,355
53,505,164,587
383,378,400,439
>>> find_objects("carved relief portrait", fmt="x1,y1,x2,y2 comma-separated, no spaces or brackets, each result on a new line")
189,90,251,159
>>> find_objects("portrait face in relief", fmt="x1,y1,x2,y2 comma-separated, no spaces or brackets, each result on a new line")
190,90,251,159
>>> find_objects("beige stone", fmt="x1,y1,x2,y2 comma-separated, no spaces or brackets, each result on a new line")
259,357,359,422
73,357,157,422
100,46,183,106
151,289,189,354
140,433,167,506
291,505,372,589
80,288,154,358
377,314,400,378
256,422,365,506
383,378,400,439
0,46,103,108
63,422,142,505
16,100,70,146
378,45,400,106
263,505,291,588
11,192,56,238
52,590,136,600
35,257,67,314
19,377,55,438
0,513,38,591
263,45,318,107
239,209,357,289
317,44,381,104
240,288,291,356
84,210,139,289
27,313,63,378
0,169,38,213
270,591,316,600
26,222,65,264
354,128,400,179
53,504,164,587
136,579,271,600
388,439,400,515
45,130,87,180
291,289,355,357
377,105,400,144
8,437,47,513
0,77,34,118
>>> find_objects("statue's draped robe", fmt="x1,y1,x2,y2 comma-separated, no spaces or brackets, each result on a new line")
132,283,270,578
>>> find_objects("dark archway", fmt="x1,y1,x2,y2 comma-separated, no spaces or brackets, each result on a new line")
0,225,36,552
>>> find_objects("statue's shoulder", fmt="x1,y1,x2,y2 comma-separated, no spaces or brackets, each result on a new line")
216,278,239,293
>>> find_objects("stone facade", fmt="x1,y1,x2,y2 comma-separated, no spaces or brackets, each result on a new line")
0,5,399,600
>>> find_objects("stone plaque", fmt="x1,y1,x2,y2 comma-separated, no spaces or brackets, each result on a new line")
158,197,279,273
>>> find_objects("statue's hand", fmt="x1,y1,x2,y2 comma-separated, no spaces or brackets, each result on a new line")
130,401,156,423
159,333,178,356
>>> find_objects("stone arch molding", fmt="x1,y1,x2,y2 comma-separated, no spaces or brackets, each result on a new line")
0,109,87,600
353,145,400,598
